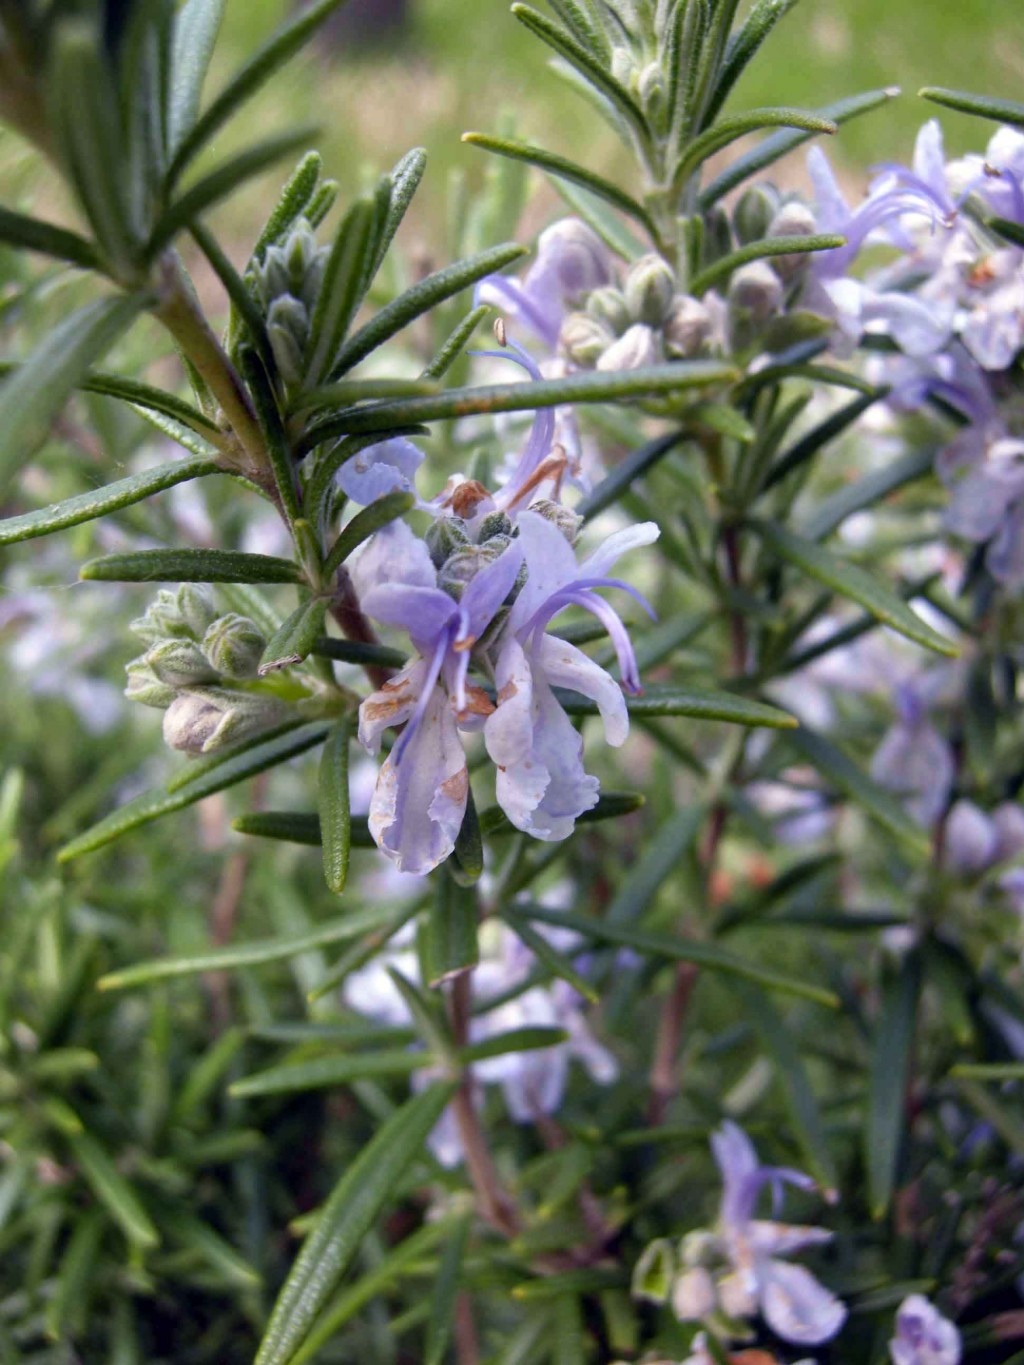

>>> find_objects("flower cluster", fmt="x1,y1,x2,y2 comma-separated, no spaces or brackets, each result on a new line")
346,356,659,875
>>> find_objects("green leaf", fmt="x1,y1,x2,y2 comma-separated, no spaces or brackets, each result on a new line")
151,127,317,254
919,86,1024,129
425,1215,470,1365
319,721,353,894
291,378,439,414
558,684,797,728
450,791,484,887
511,5,648,140
230,1049,429,1098
762,388,890,492
783,727,930,856
78,370,221,435
460,1028,568,1065
576,433,684,520
66,1130,160,1249
0,294,148,485
58,723,330,863
700,88,898,207
425,877,479,987
950,1062,1024,1082
251,152,323,264
0,205,101,270
168,0,227,155
867,951,921,1217
474,791,646,839
254,1082,454,1365
172,1026,247,1123
461,132,657,239
985,214,1024,249
689,233,845,295
304,198,378,387
80,548,302,584
170,1213,261,1289
98,902,398,991
323,492,416,577
236,346,300,520
233,810,375,848
0,455,220,546
802,446,936,541
168,0,353,181
750,519,958,657
422,305,491,381
330,243,526,378
44,1209,105,1341
678,107,837,186
604,805,704,925
729,981,836,1187
503,915,599,1004
194,222,273,364
706,0,802,123
301,360,736,448
372,146,429,279
512,905,840,1007
258,599,328,674
312,637,408,670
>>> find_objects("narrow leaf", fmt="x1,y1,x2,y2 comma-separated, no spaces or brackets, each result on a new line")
330,243,526,377
251,151,323,264
169,0,227,155
312,638,407,670
372,146,428,277
323,491,415,577
66,1130,159,1249
450,789,484,887
558,684,797,728
232,810,374,848
319,721,353,894
678,107,838,186
425,1216,470,1365
689,233,845,296
58,723,330,863
80,548,302,583
504,915,599,1004
918,86,1024,129
230,1049,428,1098
461,1028,567,1065
304,198,377,387
867,952,921,1217
0,456,219,546
259,599,328,673
422,305,491,380
706,0,802,123
0,206,101,270
577,432,684,520
750,519,957,657
548,176,646,259
254,1083,455,1365
802,446,936,541
425,877,479,987
79,370,220,434
762,388,888,492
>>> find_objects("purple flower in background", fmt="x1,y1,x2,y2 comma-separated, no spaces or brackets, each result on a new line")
485,509,658,840
945,799,1024,878
476,218,613,352
672,1122,846,1347
871,682,956,828
336,435,425,506
890,1294,961,1365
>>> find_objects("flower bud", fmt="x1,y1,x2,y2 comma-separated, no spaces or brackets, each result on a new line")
727,261,783,350
663,294,712,358
124,658,177,709
528,498,582,545
202,613,266,680
130,589,190,642
476,510,513,543
624,253,676,325
671,1266,718,1322
425,515,472,569
560,312,613,367
733,183,780,244
266,295,310,384
176,584,217,638
596,323,658,372
638,62,666,121
768,201,818,279
536,218,612,304
438,538,514,600
586,285,631,335
163,689,285,754
703,205,733,263
945,800,999,875
145,638,219,687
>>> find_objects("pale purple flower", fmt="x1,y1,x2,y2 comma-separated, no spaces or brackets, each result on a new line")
674,1122,846,1347
871,683,956,828
890,1294,961,1365
484,509,658,841
945,799,1024,877
335,435,425,506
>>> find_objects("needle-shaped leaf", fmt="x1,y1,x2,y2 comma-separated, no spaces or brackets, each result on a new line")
919,86,1024,129
233,810,373,847
230,1050,429,1098
986,214,1024,248
679,107,837,186
238,347,300,523
323,491,415,577
577,432,684,520
801,446,936,541
254,1082,454,1365
761,388,888,493
0,294,148,486
700,88,898,208
304,198,378,387
371,146,429,278
301,361,735,448
80,548,303,583
318,721,353,894
0,206,101,270
460,1028,567,1065
251,152,323,264
688,233,845,295
168,0,353,182
259,599,328,674
66,1130,160,1249
58,723,330,863
481,792,644,838
750,519,957,657
311,638,408,670
867,951,921,1217
168,0,227,155
0,455,220,546
548,176,646,260
78,370,220,435
422,305,491,380
450,790,484,887
424,876,479,987
705,0,802,124
558,684,797,727
462,132,658,240
330,243,525,378
425,1215,471,1365
504,914,599,1004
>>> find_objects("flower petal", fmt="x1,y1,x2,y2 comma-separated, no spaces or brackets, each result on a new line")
350,518,437,599
336,436,424,505
578,521,660,579
361,583,457,654
506,509,580,636
759,1258,847,1346
358,657,426,754
536,633,628,746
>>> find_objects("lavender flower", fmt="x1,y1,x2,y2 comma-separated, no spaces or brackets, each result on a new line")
871,682,956,828
889,1295,961,1365
668,1121,846,1347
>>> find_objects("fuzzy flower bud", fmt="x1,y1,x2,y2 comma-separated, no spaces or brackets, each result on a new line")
727,261,784,350
768,201,819,279
202,614,266,680
176,585,218,638
426,515,472,569
537,218,612,304
596,323,658,372
586,285,631,335
624,253,676,326
266,294,310,385
733,183,780,244
560,312,613,367
528,498,582,545
438,538,514,600
163,689,285,755
124,658,177,709
663,294,712,357
144,638,219,687
130,589,190,643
